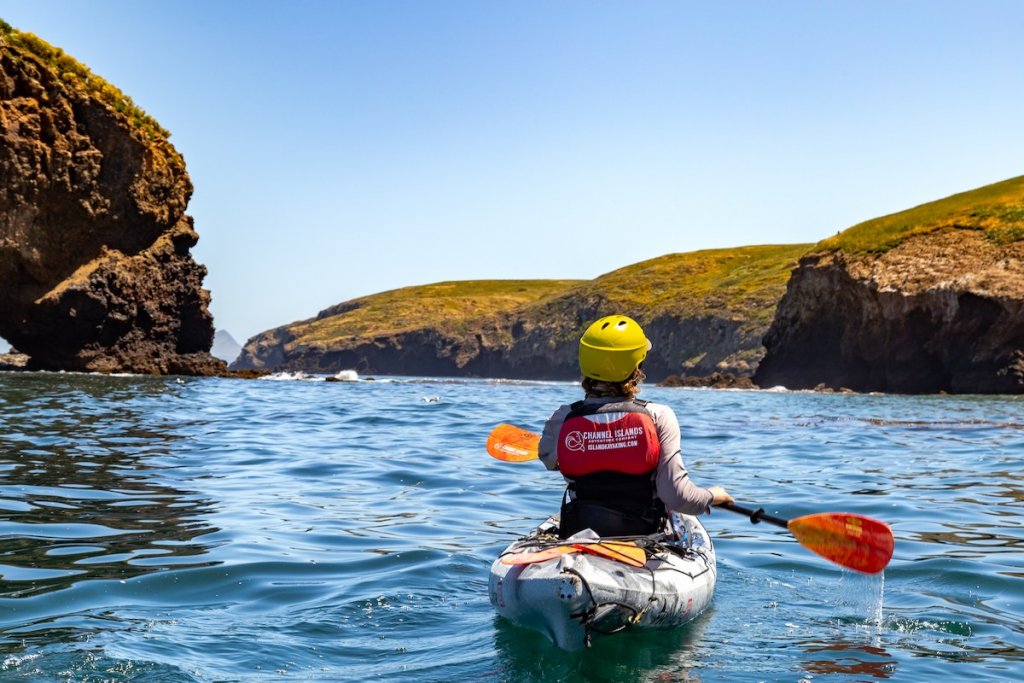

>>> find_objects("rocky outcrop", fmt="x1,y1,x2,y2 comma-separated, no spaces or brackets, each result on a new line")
659,372,757,389
755,230,1024,393
0,347,28,370
235,325,296,372
0,28,223,374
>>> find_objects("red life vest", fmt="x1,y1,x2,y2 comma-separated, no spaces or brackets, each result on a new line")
554,399,665,538
556,399,661,477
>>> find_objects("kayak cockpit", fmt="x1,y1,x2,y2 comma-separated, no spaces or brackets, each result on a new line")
489,512,716,650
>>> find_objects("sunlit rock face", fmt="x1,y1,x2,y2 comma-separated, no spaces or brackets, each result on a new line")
755,231,1024,394
0,31,223,374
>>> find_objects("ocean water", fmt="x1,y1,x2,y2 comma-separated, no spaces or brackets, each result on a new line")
0,372,1021,682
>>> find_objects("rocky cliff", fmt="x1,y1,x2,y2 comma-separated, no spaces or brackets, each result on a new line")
756,177,1024,393
0,24,223,374
232,280,581,378
233,245,808,381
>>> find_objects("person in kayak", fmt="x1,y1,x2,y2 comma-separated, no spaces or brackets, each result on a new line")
538,314,734,538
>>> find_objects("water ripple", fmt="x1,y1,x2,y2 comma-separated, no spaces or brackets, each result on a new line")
0,374,1021,680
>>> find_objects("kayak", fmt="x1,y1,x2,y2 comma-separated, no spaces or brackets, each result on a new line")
488,512,716,650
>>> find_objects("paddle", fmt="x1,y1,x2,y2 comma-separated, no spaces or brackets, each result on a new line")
501,541,647,568
486,423,541,462
485,423,895,574
718,503,894,574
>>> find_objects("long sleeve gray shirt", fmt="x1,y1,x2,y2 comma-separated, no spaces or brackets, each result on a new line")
537,397,714,515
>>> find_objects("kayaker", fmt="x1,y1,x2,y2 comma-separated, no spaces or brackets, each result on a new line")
538,314,734,538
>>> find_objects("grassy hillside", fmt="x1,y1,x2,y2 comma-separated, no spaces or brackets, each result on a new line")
281,244,810,354
817,175,1024,254
290,280,581,349
522,244,812,331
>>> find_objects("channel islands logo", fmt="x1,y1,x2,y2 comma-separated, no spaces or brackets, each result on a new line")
564,431,586,452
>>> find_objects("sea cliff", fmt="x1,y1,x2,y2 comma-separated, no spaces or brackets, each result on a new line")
233,246,809,382
755,177,1024,393
0,23,222,374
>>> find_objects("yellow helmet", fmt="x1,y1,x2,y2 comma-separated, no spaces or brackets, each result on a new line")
578,315,651,382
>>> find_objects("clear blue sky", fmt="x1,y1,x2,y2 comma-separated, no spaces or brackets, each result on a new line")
3,1,1023,344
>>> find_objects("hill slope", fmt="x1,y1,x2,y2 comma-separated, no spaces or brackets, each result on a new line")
233,245,809,380
212,330,243,364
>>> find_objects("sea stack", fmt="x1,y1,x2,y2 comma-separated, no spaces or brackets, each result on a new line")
0,24,224,374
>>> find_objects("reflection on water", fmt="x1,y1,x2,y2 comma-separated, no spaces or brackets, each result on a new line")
492,609,713,682
0,375,219,599
798,639,896,679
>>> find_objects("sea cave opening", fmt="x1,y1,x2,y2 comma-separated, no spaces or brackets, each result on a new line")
0,335,32,370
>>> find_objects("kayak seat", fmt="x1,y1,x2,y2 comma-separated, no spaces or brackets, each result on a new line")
559,499,662,539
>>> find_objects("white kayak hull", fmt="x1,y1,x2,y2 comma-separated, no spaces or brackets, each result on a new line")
488,512,716,650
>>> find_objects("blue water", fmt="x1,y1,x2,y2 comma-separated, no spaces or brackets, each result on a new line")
0,372,1021,682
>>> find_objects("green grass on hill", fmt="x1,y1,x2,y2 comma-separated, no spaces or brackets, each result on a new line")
291,280,581,348
0,19,170,140
817,175,1024,254
288,246,810,349
562,244,811,329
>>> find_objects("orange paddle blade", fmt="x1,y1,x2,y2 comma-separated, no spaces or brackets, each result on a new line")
501,546,577,565
787,512,894,574
573,541,647,568
486,424,540,462
499,541,647,567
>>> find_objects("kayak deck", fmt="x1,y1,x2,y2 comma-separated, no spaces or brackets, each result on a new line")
489,512,716,650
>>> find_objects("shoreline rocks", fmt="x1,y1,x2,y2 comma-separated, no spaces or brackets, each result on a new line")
0,349,29,371
659,372,757,390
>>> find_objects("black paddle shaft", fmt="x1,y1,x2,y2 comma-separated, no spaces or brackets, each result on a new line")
719,502,790,529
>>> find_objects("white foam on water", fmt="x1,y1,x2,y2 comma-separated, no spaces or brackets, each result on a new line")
2,653,40,670
259,371,318,382
332,369,359,382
